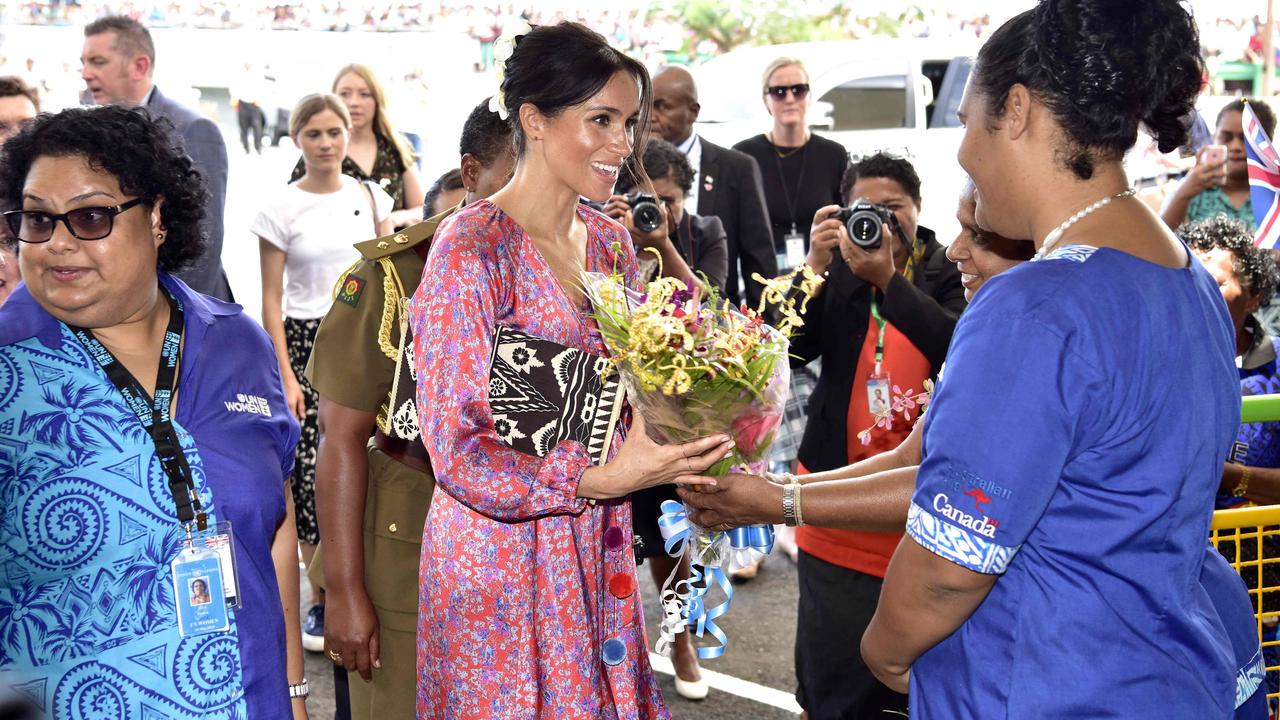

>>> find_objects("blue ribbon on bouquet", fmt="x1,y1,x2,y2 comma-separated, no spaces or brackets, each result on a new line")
726,524,775,572
655,500,774,660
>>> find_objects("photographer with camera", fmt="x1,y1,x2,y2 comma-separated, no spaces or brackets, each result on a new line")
606,138,729,701
786,152,965,720
604,139,728,294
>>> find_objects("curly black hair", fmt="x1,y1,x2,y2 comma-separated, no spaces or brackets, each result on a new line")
1181,216,1280,301
615,139,693,195
0,105,207,270
459,98,514,168
840,153,922,205
974,0,1204,180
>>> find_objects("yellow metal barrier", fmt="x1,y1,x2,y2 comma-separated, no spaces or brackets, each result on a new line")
1212,505,1280,709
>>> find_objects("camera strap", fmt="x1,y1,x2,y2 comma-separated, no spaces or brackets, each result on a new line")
69,286,205,531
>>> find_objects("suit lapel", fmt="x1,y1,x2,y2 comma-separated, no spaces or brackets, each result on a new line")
697,140,720,217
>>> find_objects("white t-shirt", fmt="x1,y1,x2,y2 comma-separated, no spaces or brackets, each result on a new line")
252,175,393,320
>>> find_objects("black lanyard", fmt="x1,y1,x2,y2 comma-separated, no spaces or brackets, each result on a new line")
771,138,809,235
70,287,205,530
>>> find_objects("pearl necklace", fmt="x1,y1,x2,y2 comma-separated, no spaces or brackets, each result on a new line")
1035,188,1137,260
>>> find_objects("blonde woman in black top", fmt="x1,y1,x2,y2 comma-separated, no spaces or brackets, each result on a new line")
733,57,850,272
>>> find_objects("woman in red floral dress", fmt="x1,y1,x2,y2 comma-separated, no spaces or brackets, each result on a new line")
409,22,734,719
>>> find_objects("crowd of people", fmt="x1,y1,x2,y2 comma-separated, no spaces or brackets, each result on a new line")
3,1,1280,720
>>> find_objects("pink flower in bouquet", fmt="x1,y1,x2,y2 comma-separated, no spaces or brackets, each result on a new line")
732,410,782,458
891,384,917,417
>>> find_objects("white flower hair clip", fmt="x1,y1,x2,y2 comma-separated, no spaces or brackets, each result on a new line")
489,18,533,121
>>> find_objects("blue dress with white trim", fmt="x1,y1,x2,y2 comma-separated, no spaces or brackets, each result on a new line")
907,245,1241,718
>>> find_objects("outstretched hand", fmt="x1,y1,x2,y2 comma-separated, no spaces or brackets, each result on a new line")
674,472,784,531
579,414,733,500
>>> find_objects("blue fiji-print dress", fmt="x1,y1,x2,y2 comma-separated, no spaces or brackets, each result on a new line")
0,275,299,719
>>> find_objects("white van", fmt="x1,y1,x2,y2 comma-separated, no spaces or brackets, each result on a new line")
693,39,978,240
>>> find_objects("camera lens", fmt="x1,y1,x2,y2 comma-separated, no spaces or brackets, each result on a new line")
633,201,663,233
847,211,883,250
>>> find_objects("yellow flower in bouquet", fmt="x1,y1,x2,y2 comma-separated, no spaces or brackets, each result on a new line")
582,261,823,476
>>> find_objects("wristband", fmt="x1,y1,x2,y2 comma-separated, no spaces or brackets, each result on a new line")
794,482,805,527
288,679,309,699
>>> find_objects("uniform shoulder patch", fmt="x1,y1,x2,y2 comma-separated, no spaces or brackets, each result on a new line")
336,274,367,307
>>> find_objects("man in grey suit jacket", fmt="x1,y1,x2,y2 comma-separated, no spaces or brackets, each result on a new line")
81,16,232,301
651,65,777,308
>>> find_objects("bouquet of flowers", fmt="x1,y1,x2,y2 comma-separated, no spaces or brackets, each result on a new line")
582,254,823,658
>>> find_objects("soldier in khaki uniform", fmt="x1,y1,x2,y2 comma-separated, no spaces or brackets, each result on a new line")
305,99,514,719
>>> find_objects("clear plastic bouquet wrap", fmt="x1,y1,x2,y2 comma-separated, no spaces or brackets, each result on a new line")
582,259,822,659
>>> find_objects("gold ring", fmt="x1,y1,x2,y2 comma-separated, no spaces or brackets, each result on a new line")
328,650,342,662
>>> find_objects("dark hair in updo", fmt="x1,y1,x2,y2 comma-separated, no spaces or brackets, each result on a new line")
1181,216,1280,302
0,105,207,270
973,0,1204,180
499,22,651,158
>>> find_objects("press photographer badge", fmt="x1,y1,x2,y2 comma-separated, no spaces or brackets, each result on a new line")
784,225,806,270
867,373,892,416
171,541,230,637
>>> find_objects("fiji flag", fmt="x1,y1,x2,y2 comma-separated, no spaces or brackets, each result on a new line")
1245,101,1280,249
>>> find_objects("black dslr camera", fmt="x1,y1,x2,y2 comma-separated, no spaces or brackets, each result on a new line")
626,192,664,233
832,199,903,250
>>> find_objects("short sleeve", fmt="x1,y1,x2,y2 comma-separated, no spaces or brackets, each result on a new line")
908,307,1101,575
370,184,394,223
251,202,288,252
305,259,397,412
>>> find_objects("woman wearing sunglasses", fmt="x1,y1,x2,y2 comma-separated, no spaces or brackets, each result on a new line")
732,58,853,582
733,57,850,274
0,105,310,719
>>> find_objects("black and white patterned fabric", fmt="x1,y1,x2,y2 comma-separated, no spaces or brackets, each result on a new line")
487,326,623,464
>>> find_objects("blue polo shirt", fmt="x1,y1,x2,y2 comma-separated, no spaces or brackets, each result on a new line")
907,245,1241,718
0,273,299,719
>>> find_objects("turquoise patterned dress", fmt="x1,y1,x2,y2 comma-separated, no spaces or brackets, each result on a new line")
0,274,300,718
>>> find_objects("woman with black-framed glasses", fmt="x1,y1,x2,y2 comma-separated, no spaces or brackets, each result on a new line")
0,105,311,719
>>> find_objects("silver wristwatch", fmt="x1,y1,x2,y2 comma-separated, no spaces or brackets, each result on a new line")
783,482,804,527
288,678,310,699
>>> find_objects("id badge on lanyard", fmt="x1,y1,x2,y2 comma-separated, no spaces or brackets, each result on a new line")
171,542,230,636
71,286,230,635
784,225,806,270
868,291,891,416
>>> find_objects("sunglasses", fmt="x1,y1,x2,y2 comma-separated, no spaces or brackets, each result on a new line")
765,84,810,100
4,197,150,244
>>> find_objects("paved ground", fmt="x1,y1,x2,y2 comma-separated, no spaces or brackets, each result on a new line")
299,547,802,719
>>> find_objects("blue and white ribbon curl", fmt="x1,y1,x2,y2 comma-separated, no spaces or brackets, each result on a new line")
655,500,773,660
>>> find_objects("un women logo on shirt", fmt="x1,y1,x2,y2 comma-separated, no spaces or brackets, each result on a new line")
223,393,272,417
